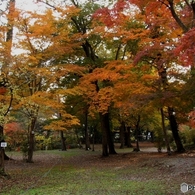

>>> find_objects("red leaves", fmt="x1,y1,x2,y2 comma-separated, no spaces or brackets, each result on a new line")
4,122,22,134
93,0,130,28
0,87,6,95
174,28,195,67
93,7,113,27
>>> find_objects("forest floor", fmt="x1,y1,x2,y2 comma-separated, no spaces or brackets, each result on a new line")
0,142,195,195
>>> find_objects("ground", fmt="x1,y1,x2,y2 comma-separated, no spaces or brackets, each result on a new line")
0,142,195,195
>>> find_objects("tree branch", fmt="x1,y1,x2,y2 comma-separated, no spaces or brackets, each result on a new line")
3,87,13,117
167,0,188,32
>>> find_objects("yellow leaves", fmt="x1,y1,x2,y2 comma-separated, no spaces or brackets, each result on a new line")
94,86,114,114
81,63,124,85
93,68,121,82
44,120,67,131
15,91,53,111
54,4,80,18
56,64,86,77
27,55,41,64
44,113,80,131
141,74,159,82
169,28,182,39
56,87,82,97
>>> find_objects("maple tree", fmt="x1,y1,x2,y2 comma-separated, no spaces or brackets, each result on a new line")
93,0,195,153
12,6,83,162
1,1,83,166
52,0,120,156
91,0,156,150
0,0,16,176
113,0,190,152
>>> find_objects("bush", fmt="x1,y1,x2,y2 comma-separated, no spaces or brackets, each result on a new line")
179,125,195,145
35,135,53,150
20,140,28,160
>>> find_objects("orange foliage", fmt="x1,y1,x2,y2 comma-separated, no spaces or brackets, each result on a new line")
4,122,26,150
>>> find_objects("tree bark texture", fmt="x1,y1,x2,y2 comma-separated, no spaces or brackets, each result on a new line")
84,108,90,150
99,113,109,156
134,115,140,152
125,126,132,148
168,107,185,153
104,112,117,155
107,127,117,154
160,108,171,154
27,132,34,163
120,121,125,149
27,117,36,163
0,126,5,175
60,131,67,151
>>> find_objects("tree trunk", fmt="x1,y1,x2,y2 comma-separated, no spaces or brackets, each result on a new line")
160,108,171,154
0,126,5,176
107,128,117,154
0,147,4,176
120,121,125,149
92,130,95,151
168,107,185,153
84,108,90,150
0,0,15,177
134,115,140,152
60,131,66,151
0,125,11,177
2,0,15,72
27,131,34,163
27,117,36,163
156,51,184,153
99,113,109,157
104,112,117,155
125,126,132,148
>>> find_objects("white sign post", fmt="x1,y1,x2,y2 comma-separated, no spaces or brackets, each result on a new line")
1,142,7,148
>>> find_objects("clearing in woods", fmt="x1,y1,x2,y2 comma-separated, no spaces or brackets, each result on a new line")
0,142,195,195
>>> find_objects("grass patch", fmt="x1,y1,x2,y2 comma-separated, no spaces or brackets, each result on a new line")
1,149,183,195
13,168,167,195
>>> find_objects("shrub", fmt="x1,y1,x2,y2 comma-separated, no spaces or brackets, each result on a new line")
179,125,195,145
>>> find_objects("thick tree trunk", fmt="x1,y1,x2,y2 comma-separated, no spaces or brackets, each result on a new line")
125,126,132,148
0,147,4,176
104,112,117,155
99,113,109,156
134,115,140,152
27,117,36,163
60,131,66,151
0,126,5,175
4,152,10,160
92,130,95,151
168,107,185,153
160,108,171,154
27,131,34,163
120,121,125,149
0,125,7,176
84,108,90,150
107,127,117,155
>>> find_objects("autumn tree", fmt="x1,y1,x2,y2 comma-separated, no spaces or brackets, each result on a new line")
91,0,156,151
0,0,16,176
37,0,119,156
163,0,195,150
117,0,189,152
8,5,82,162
